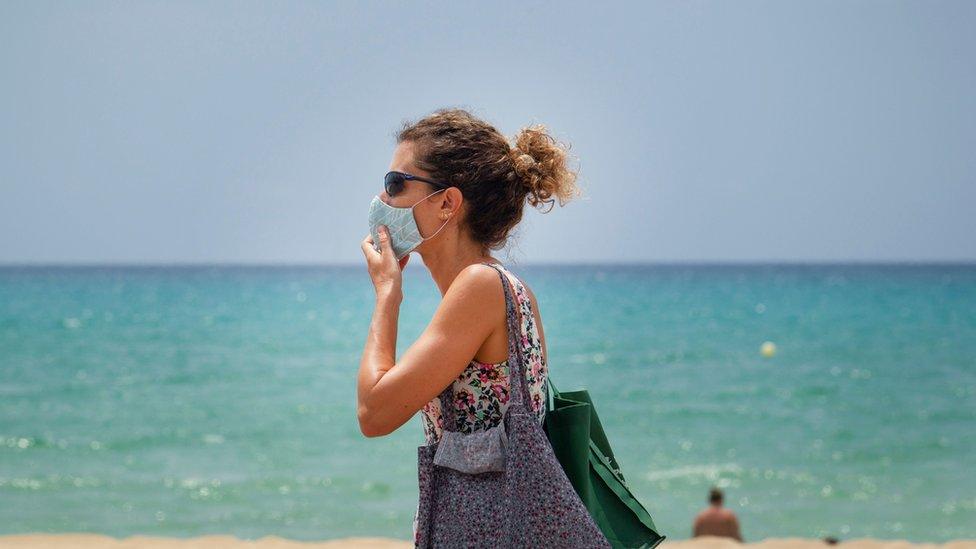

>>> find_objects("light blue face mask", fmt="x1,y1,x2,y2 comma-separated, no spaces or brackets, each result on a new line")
368,189,451,260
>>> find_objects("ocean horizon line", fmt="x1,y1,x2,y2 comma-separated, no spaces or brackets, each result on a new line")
1,259,975,270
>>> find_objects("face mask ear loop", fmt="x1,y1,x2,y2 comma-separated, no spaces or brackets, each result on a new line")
412,188,452,242
420,210,453,242
409,187,447,208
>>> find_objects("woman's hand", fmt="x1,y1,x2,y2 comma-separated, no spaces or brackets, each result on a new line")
361,225,410,300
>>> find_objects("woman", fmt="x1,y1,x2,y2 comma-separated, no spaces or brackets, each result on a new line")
357,108,581,544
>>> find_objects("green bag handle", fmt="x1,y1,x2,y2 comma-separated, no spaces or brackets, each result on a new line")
547,376,559,409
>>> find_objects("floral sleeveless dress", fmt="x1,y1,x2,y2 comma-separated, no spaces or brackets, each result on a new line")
412,262,549,545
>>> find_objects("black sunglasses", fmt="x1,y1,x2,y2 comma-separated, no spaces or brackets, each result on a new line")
384,171,450,197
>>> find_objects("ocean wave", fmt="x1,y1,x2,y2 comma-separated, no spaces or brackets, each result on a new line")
643,462,743,482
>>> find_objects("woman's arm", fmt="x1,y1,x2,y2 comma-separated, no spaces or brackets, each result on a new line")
357,225,504,437
357,265,504,437
357,291,401,431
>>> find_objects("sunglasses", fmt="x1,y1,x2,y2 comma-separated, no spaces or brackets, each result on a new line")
384,170,451,197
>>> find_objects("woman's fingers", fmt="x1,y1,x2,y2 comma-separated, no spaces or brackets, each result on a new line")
361,233,377,257
363,226,408,272
376,225,392,254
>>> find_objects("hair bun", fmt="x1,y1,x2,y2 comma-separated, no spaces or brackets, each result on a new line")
510,124,580,213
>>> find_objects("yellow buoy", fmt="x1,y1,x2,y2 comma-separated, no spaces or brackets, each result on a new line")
760,341,777,358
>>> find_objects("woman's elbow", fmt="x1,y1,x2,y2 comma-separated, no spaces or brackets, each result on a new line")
358,408,389,438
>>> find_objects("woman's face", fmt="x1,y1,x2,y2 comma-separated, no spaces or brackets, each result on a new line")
383,141,439,206
383,141,456,249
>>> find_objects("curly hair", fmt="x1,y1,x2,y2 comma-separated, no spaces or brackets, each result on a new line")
394,108,581,256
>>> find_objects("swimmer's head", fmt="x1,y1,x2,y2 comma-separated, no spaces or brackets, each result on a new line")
709,486,723,505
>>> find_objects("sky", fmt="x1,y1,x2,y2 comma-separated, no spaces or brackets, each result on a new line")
1,0,974,265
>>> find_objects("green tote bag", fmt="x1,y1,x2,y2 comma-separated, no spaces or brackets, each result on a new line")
542,378,667,549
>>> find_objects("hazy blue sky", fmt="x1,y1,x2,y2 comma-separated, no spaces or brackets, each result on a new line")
2,1,974,265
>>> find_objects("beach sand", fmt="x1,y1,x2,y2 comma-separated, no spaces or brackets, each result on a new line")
0,534,974,549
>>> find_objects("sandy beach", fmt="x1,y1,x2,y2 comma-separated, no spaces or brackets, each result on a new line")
0,535,974,549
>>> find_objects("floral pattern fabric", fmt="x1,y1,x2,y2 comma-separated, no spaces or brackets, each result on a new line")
419,264,548,445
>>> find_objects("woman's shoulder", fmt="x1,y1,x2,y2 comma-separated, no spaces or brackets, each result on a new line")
441,264,509,318
452,262,536,313
453,262,509,293
451,262,514,295
475,262,526,289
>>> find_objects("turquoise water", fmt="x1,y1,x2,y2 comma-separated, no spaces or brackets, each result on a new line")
1,264,974,542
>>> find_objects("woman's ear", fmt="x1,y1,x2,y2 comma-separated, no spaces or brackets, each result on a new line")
442,187,462,217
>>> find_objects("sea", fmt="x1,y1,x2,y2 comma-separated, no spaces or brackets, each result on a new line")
1,264,974,543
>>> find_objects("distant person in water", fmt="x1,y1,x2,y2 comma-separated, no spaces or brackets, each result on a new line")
692,487,744,541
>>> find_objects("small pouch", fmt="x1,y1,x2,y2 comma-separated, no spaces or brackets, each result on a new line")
432,420,508,474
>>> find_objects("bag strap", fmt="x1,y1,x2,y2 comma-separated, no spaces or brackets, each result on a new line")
547,376,559,411
481,262,532,411
435,263,532,433
486,263,559,413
